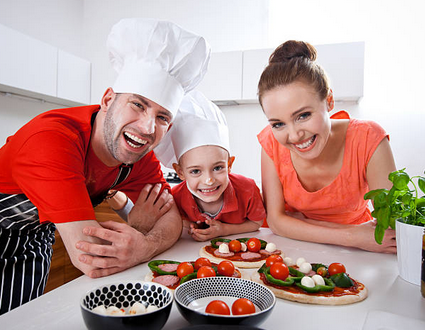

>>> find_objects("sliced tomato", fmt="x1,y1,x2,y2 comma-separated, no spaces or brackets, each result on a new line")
328,263,346,276
229,239,242,253
194,257,212,270
265,255,283,267
231,298,256,315
176,262,194,279
270,262,289,281
247,238,261,252
205,300,230,315
217,260,235,276
197,265,216,278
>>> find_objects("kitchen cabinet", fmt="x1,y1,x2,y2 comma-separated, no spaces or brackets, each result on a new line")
0,23,91,106
57,50,91,105
200,42,365,104
197,51,243,105
0,24,57,98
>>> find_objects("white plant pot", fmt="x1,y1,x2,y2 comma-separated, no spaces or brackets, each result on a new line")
396,219,424,286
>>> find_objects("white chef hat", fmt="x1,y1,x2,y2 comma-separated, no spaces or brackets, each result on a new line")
107,18,211,117
154,90,230,169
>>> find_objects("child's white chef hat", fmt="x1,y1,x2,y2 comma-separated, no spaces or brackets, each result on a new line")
154,90,230,169
107,18,211,117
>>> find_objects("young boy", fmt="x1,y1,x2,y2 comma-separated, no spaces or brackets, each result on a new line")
155,91,265,241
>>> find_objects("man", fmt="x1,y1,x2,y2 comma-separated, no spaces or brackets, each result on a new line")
0,18,210,314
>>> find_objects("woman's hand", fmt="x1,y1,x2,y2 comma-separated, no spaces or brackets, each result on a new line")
347,220,397,254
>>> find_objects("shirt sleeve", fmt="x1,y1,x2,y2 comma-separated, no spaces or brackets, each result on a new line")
245,181,266,222
12,130,95,223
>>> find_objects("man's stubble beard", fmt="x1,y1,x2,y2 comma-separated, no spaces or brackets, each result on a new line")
103,101,149,165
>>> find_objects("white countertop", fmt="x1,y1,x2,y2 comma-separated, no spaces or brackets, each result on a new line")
1,228,424,330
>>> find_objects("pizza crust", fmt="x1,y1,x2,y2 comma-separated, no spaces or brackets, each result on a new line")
251,271,367,305
199,246,265,269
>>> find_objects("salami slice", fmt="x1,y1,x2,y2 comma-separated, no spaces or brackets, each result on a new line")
213,250,235,258
152,275,180,287
259,249,282,256
158,263,179,272
241,252,262,260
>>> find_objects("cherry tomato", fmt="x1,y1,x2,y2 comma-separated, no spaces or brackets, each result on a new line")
270,262,289,281
194,257,212,270
328,263,346,276
265,255,284,267
197,265,216,278
217,260,235,276
231,298,256,315
229,239,242,253
205,300,230,315
247,238,261,252
177,262,194,279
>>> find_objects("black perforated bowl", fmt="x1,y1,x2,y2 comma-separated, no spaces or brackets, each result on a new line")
80,281,173,330
174,277,275,326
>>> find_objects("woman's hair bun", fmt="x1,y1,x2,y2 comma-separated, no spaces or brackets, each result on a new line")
269,40,317,64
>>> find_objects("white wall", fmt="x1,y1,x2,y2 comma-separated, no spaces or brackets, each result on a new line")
0,0,424,185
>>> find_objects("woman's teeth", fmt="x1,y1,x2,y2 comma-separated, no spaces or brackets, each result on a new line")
124,132,147,148
295,135,316,149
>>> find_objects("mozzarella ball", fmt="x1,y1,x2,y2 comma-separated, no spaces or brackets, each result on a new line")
128,302,147,315
92,305,107,315
218,243,230,253
312,274,325,286
301,276,315,288
106,306,125,316
283,257,294,266
265,242,277,253
146,304,159,313
296,257,306,267
299,262,312,274
240,242,247,252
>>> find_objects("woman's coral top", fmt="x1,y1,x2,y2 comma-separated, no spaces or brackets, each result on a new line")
257,112,388,225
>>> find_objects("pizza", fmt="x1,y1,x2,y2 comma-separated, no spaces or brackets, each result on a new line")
144,258,244,290
199,237,283,269
251,258,367,305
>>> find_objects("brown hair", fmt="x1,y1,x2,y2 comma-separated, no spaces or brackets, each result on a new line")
258,40,330,106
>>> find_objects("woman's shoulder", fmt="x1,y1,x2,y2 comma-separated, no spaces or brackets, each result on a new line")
347,118,387,140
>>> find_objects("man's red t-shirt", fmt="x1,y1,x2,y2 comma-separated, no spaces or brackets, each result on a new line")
0,105,167,224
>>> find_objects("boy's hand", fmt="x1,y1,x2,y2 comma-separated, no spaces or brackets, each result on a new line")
190,219,224,241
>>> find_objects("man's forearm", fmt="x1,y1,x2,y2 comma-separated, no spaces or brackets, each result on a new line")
141,204,182,261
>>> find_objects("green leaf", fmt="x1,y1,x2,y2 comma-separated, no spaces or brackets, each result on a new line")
389,216,396,229
401,192,412,205
364,189,386,201
416,197,425,208
377,206,390,228
392,172,410,190
418,177,425,195
376,191,390,208
374,225,385,244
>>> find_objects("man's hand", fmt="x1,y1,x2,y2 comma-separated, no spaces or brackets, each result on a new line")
128,184,174,233
75,221,154,278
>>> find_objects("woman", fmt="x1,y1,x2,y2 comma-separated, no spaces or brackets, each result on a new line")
257,40,396,253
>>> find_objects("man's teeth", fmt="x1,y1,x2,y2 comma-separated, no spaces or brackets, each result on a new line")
124,132,147,148
295,136,315,149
